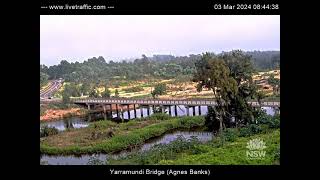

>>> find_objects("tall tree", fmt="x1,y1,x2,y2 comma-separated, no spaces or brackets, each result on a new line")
193,51,257,132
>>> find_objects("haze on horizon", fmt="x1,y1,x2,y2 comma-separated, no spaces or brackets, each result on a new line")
40,15,280,66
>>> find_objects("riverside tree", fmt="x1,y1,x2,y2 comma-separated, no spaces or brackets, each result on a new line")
193,51,257,132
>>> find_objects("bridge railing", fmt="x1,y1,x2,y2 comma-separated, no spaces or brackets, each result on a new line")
72,97,279,107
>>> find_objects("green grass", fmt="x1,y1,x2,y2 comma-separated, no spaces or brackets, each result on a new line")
159,129,280,165
108,128,279,165
40,116,205,155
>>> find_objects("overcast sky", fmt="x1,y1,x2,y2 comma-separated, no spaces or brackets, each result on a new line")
40,15,280,66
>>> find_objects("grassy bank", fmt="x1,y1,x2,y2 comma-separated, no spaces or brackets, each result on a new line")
40,115,205,155
107,128,279,165
107,114,280,165
159,129,280,165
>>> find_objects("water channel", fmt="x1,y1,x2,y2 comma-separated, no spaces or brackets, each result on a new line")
40,106,276,165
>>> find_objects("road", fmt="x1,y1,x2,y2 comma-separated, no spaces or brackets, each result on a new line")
40,79,63,99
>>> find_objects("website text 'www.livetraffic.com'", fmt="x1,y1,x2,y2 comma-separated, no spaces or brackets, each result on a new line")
42,4,114,10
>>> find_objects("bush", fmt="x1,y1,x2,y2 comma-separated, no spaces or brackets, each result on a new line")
40,126,59,137
222,128,239,142
273,145,280,161
123,86,144,93
239,127,251,137
256,113,280,129
239,124,262,137
249,124,262,134
259,124,270,133
148,113,171,121
269,116,280,129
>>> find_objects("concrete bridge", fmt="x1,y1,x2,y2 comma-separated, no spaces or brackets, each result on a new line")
72,98,280,119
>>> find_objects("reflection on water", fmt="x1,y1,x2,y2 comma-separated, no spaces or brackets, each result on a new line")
40,105,209,132
40,106,278,165
40,106,276,132
40,130,213,165
141,130,213,151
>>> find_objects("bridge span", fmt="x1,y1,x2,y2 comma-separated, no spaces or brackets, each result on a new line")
72,98,280,119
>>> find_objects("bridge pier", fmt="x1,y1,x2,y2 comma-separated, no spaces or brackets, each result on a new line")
147,106,150,116
134,104,137,118
168,106,172,116
109,104,112,116
120,105,124,121
198,106,201,115
103,105,106,114
140,105,143,118
103,112,107,120
192,106,196,116
174,105,178,116
116,104,119,118
185,106,189,116
161,105,165,113
127,104,131,120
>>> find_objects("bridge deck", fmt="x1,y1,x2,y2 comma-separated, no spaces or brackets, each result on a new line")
72,98,280,107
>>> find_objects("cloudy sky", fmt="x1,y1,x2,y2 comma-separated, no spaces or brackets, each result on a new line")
40,15,280,66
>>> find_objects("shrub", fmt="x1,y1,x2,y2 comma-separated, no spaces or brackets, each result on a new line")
256,113,280,129
239,124,262,137
248,124,262,134
259,124,270,134
148,113,171,121
269,116,280,129
273,145,280,161
123,86,144,93
239,127,252,137
40,126,59,137
222,128,239,142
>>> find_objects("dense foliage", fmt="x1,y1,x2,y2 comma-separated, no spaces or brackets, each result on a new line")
194,50,258,132
151,83,167,98
40,51,279,85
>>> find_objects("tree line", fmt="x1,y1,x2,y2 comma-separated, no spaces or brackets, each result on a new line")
40,50,279,86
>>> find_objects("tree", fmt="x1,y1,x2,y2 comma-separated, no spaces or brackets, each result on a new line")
101,86,111,98
255,90,266,107
151,83,167,98
173,75,192,96
40,72,49,87
268,75,280,95
193,51,257,132
62,84,73,104
89,89,99,98
80,82,91,96
114,89,119,97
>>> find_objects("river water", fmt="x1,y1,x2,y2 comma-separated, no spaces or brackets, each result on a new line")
40,106,276,165
40,105,210,131
40,130,213,165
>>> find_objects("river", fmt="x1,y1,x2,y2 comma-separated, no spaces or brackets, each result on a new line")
40,106,276,165
40,130,213,165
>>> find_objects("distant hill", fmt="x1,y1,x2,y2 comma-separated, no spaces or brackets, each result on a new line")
246,51,280,70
